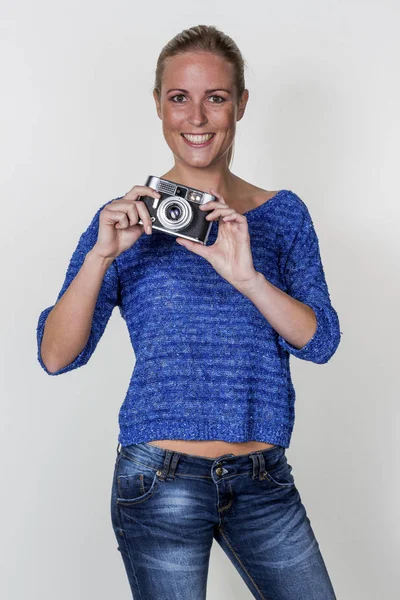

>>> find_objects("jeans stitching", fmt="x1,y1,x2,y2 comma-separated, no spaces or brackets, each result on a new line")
116,506,144,600
116,473,160,506
218,479,233,513
118,451,159,472
217,526,269,600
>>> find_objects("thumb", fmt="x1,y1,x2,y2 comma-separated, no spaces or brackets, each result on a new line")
176,237,210,260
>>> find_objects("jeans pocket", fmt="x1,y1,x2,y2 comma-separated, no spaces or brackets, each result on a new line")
263,456,295,488
116,453,160,506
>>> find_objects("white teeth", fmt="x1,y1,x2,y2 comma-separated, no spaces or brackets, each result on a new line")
182,133,214,144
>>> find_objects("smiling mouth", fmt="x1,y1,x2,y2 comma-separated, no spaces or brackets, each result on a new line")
181,133,215,145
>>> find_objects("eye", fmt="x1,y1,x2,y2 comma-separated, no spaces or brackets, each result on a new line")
169,94,226,104
170,94,187,103
209,95,225,104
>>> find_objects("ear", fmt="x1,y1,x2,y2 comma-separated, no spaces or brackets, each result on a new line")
153,90,162,120
237,89,249,122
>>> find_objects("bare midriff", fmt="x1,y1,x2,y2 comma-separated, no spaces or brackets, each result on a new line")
147,440,277,458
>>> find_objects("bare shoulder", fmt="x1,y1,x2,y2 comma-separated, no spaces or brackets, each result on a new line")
232,177,280,213
252,185,281,202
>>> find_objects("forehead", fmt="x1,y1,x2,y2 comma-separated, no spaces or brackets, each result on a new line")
162,51,235,89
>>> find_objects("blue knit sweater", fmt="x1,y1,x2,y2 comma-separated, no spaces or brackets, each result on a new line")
36,189,342,448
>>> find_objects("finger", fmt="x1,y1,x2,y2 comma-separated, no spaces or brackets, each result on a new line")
109,199,153,233
204,207,236,220
199,200,228,212
103,209,130,229
116,215,129,229
124,186,161,202
134,202,154,234
210,188,226,204
125,204,138,227
221,212,247,223
176,236,211,260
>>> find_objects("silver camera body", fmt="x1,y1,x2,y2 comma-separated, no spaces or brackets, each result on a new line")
137,175,217,245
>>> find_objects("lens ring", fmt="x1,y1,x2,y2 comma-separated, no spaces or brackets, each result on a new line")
157,196,193,230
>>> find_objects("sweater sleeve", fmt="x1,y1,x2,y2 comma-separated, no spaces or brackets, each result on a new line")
277,200,342,364
36,200,121,376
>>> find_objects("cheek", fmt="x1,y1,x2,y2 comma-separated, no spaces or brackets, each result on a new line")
162,106,185,129
212,107,236,128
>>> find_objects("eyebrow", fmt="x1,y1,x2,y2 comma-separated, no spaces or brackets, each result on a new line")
166,88,232,95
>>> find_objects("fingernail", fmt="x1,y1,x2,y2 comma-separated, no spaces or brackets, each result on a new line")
146,225,152,234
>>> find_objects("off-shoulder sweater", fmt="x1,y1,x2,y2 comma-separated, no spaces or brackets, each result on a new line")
36,189,342,448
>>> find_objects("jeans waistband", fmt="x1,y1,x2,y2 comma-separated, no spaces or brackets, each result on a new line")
116,441,285,481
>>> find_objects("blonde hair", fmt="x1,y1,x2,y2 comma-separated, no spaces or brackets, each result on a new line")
153,25,248,169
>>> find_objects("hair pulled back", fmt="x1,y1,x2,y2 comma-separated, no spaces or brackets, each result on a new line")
153,25,248,168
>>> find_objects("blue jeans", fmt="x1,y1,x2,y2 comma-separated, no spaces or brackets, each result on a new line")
110,442,336,599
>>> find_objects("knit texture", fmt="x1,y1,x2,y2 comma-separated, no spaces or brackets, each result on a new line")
36,189,342,448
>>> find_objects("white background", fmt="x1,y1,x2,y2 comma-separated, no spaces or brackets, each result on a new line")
1,0,399,598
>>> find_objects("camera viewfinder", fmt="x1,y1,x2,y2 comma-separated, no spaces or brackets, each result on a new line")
175,186,187,198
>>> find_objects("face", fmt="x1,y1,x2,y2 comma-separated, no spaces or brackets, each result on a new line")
153,51,248,169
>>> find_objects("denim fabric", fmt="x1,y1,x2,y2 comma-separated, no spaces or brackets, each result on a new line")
110,442,336,599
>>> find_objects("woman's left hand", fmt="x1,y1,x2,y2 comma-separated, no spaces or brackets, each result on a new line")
175,188,260,290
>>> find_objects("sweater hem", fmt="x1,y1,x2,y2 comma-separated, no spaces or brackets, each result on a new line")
118,419,292,449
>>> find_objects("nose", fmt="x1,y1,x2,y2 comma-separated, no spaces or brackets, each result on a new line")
188,102,208,127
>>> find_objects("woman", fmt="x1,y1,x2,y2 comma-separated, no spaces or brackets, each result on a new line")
37,25,341,599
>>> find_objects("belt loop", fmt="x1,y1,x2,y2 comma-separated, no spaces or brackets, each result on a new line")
117,443,122,454
249,452,266,480
160,450,173,481
168,452,180,479
250,453,259,480
258,452,266,480
160,450,180,481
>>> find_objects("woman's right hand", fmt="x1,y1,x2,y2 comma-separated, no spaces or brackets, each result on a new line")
92,185,161,260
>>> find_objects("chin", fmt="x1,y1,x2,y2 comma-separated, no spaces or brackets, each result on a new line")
169,148,212,165
182,157,216,169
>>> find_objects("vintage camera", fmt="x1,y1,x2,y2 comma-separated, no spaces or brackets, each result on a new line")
136,175,217,245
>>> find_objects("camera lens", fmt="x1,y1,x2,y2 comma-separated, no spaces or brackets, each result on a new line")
166,203,182,221
157,196,193,231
